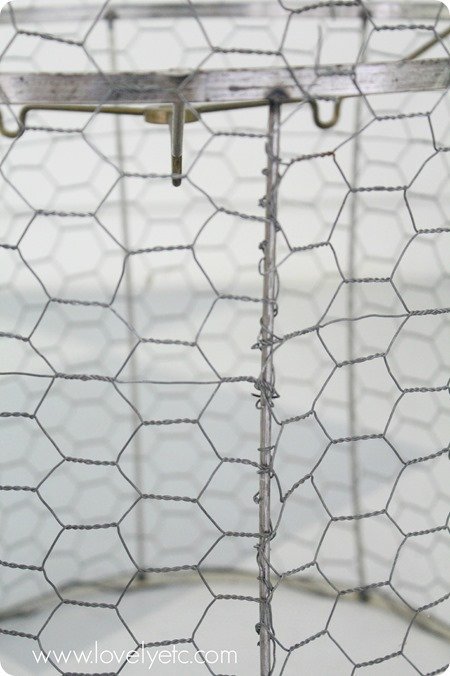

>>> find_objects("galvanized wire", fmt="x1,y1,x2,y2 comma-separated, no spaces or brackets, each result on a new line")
0,1,449,675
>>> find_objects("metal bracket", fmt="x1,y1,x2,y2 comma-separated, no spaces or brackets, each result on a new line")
0,25,448,186
0,98,285,187
0,100,199,186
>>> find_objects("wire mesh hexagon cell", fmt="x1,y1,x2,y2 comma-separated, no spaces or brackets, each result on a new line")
0,1,449,675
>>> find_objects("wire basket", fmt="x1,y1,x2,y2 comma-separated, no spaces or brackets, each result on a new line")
0,1,449,674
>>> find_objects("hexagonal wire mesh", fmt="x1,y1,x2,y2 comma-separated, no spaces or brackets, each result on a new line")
0,0,449,674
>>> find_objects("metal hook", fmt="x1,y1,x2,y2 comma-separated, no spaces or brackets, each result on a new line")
309,98,343,130
0,106,27,138
0,103,149,139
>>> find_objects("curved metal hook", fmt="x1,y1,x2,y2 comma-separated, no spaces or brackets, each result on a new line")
309,98,343,130
0,107,27,138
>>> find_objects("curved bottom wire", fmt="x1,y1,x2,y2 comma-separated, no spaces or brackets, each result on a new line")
2,568,449,645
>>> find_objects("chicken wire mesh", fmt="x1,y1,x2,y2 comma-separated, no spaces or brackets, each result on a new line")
0,0,449,675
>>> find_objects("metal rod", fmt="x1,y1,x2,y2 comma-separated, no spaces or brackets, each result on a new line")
0,100,285,139
2,568,450,643
0,58,448,106
406,25,450,61
258,96,281,676
170,100,185,187
0,1,445,23
348,14,368,603
107,15,147,579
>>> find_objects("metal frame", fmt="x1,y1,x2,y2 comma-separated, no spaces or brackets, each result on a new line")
0,58,448,106
257,97,282,676
0,1,448,23
0,5,449,675
2,568,450,641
